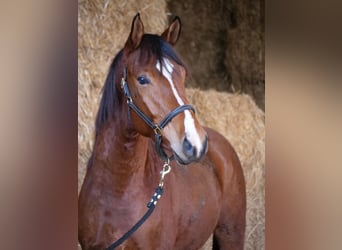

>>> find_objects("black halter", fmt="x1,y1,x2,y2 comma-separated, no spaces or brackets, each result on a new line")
121,67,195,162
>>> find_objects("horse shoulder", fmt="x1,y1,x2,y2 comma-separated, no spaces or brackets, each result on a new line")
204,127,245,194
204,128,246,248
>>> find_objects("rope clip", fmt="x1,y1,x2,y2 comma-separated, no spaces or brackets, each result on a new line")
159,160,172,187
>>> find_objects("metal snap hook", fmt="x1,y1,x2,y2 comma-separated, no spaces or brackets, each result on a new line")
159,160,172,187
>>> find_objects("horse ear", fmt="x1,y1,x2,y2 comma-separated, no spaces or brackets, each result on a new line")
161,16,181,46
125,13,144,52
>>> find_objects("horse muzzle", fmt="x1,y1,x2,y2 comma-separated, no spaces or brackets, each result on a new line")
174,135,208,165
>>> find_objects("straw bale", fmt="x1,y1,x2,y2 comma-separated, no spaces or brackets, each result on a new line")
166,0,265,110
224,0,265,110
78,1,264,249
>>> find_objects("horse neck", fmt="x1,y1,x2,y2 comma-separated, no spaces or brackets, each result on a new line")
92,111,159,192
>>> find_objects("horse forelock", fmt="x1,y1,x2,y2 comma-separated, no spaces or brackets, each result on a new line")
137,34,188,75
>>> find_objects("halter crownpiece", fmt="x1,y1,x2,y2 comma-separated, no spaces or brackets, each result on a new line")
121,67,195,162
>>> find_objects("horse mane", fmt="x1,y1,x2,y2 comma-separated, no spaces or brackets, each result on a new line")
94,34,187,136
95,49,124,136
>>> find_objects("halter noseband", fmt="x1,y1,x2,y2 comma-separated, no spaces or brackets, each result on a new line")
121,67,195,162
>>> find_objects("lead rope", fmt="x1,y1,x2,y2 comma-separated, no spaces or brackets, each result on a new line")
105,160,172,250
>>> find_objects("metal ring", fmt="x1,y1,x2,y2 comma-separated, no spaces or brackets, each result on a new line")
153,125,162,135
121,78,126,89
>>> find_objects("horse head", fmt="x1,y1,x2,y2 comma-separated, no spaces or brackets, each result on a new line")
120,14,208,165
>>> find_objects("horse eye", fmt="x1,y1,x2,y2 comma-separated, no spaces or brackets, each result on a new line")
137,75,151,85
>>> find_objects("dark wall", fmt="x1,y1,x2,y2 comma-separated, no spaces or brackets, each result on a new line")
166,0,264,110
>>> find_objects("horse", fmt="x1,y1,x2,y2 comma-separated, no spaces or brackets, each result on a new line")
78,13,246,250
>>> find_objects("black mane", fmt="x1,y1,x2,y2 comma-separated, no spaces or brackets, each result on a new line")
94,49,123,136
94,34,187,136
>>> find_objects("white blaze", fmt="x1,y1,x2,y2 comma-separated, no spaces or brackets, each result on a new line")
156,58,203,157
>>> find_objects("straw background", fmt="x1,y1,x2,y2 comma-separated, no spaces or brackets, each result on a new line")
78,0,264,249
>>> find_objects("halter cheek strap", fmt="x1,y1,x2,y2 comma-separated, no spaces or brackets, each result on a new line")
121,67,195,162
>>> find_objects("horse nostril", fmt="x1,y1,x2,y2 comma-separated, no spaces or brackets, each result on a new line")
183,137,196,157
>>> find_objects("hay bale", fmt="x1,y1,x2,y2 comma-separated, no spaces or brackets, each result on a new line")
166,0,265,110
78,1,264,249
166,1,229,91
224,0,265,110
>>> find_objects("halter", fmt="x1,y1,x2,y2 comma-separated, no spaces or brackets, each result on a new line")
106,67,195,250
120,67,195,162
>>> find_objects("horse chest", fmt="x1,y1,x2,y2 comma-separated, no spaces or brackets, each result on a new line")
105,173,220,249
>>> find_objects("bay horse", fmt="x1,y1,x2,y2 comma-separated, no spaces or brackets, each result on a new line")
78,14,246,250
